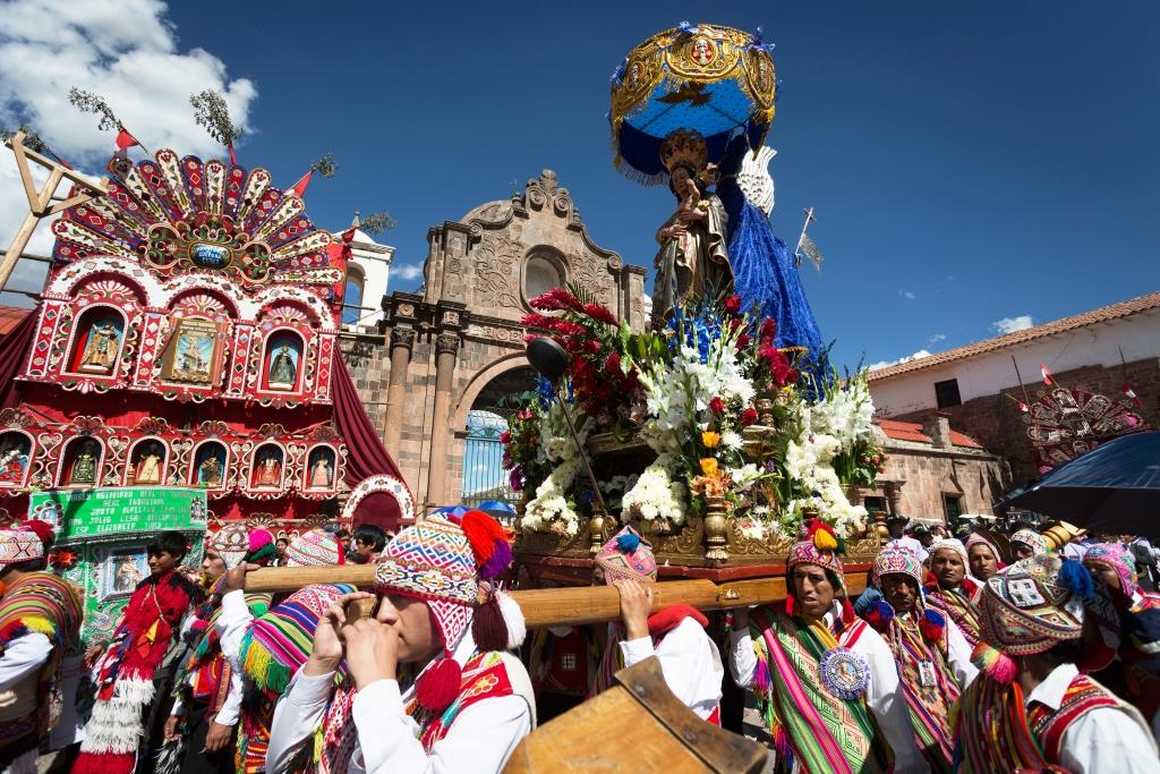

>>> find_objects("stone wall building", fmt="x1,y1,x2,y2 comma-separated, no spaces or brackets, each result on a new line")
869,292,1160,486
346,170,646,513
860,417,1011,523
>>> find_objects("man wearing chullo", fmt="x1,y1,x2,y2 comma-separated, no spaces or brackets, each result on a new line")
730,520,927,773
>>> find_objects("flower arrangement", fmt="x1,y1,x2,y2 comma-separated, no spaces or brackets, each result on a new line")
506,289,881,546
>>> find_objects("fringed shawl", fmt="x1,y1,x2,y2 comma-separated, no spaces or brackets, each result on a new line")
924,581,982,648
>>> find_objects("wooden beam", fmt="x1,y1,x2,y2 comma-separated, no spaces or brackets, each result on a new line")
244,565,870,628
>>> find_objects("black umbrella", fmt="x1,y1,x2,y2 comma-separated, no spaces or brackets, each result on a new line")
996,431,1160,538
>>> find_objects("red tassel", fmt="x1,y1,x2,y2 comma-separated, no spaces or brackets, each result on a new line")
840,598,855,626
415,654,462,713
784,593,795,617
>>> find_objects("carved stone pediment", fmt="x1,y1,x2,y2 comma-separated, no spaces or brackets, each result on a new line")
422,170,644,328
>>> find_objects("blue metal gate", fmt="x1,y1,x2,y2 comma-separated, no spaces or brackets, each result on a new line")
460,410,515,509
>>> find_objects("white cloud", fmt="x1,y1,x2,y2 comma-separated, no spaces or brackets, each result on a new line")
392,263,424,282
992,315,1034,334
898,289,916,300
0,0,257,302
928,333,947,344
868,349,933,371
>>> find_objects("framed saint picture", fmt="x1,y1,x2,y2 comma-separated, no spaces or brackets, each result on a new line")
101,549,149,599
160,317,223,386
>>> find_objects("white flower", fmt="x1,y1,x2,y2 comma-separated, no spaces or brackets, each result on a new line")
621,454,688,527
728,463,762,492
721,430,743,451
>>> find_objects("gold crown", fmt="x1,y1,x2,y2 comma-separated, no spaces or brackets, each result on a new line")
659,129,708,176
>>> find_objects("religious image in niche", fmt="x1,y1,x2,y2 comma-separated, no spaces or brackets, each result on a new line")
306,447,335,490
131,441,165,485
66,439,100,486
265,333,301,391
252,447,284,489
75,315,124,374
194,443,227,488
0,433,31,486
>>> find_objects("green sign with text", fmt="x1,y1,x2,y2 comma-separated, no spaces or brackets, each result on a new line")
29,486,208,541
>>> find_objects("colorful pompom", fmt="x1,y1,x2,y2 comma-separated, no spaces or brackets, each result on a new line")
1057,558,1094,601
415,653,462,712
461,510,507,567
616,530,642,554
478,539,512,580
919,609,945,643
864,598,895,631
806,518,838,551
971,641,1017,685
22,519,54,547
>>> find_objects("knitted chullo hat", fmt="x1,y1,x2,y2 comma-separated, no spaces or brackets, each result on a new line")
594,526,656,585
0,523,48,567
1083,542,1138,598
786,519,853,624
928,538,969,567
373,510,524,713
973,553,1093,684
966,531,1007,568
284,528,345,567
239,583,357,695
1011,528,1049,556
872,543,925,587
245,528,277,565
210,523,250,570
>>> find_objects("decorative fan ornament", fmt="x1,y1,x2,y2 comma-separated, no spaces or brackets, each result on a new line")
51,150,340,288
1023,385,1148,473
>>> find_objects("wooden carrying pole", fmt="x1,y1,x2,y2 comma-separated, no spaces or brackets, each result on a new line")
244,565,869,627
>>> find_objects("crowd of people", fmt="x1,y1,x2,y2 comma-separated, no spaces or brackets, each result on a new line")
0,510,1157,772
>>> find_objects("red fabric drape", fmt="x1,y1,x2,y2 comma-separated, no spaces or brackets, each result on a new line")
331,353,411,527
0,309,37,409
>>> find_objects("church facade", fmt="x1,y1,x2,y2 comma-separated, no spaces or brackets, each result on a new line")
347,170,647,512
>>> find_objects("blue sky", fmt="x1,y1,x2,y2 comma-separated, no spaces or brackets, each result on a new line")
4,1,1158,370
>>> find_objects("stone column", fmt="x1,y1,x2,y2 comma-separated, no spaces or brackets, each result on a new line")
383,327,416,457
425,331,460,509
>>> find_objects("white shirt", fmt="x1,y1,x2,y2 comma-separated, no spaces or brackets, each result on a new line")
730,602,929,774
619,617,723,721
0,631,50,688
265,630,534,774
1025,663,1159,774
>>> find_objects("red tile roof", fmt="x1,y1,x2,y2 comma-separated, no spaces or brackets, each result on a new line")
868,291,1160,381
876,418,983,449
0,306,30,337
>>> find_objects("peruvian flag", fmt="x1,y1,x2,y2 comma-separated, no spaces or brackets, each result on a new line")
114,127,140,151
1040,363,1055,385
288,170,313,198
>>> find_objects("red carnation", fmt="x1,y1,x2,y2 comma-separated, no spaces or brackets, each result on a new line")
585,339,602,354
760,318,777,340
725,294,743,315
709,396,725,415
736,333,750,349
499,431,511,444
740,407,759,426
604,352,622,372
